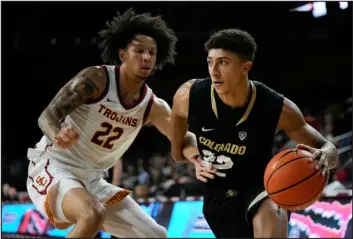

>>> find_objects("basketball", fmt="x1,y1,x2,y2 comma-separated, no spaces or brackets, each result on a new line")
264,148,327,211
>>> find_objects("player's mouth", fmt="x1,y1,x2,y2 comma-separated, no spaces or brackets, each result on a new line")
140,66,151,71
213,81,224,86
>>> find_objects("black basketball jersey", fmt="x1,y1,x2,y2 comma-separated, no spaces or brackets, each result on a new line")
188,78,284,193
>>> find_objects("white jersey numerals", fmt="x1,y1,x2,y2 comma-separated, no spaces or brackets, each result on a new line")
202,149,234,177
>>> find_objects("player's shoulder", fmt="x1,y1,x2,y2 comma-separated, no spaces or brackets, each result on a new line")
192,77,211,89
252,80,272,91
189,77,212,102
152,94,168,109
173,79,195,101
251,80,283,98
64,65,109,104
174,77,210,98
74,65,109,86
179,78,198,91
172,77,210,109
82,65,107,75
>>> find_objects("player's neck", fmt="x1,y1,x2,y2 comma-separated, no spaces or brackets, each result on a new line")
218,78,250,108
118,65,145,100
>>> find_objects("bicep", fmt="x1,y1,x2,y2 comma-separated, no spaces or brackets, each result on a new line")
170,80,194,143
43,66,107,119
149,97,172,140
171,98,189,139
278,98,326,148
172,79,195,118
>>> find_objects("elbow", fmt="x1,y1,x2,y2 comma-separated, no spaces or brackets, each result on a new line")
171,147,183,163
332,154,339,169
171,151,180,163
38,110,50,131
37,111,52,136
38,114,45,131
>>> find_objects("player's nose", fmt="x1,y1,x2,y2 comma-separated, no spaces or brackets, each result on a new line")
142,52,151,62
209,65,220,77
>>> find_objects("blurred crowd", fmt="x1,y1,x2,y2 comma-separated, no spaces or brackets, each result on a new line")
2,97,352,203
109,153,204,199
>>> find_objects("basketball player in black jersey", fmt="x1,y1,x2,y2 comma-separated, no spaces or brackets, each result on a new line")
171,29,338,238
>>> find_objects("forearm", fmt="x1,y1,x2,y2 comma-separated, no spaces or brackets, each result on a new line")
112,161,123,186
172,132,199,163
182,132,200,162
320,141,338,169
38,110,62,143
112,175,121,186
170,80,198,163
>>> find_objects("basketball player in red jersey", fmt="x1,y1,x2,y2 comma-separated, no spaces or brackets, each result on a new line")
27,9,194,238
171,29,338,237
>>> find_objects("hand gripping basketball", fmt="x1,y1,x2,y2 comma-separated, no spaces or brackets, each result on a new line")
264,148,328,211
297,144,329,176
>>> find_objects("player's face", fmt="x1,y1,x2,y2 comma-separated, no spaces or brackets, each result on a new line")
120,34,157,80
207,49,250,94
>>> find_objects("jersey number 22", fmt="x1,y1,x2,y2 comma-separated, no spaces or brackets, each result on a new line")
91,122,124,149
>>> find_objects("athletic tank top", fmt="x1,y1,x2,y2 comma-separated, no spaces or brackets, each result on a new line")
188,78,284,192
29,65,154,170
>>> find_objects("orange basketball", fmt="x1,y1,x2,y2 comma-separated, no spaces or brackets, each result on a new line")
264,148,327,211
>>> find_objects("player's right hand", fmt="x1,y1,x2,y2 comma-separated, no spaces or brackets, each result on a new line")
54,126,80,149
190,156,217,183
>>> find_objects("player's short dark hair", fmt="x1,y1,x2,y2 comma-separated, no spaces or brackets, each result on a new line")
98,8,177,70
204,29,257,62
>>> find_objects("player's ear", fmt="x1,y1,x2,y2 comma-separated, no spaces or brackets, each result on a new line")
242,61,252,73
118,49,126,63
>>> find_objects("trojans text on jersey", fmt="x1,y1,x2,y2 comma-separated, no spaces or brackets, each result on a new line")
98,104,138,127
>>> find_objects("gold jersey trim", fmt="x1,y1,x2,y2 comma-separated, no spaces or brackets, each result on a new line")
211,81,257,126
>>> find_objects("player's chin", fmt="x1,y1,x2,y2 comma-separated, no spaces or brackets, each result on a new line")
135,73,149,81
136,70,151,80
214,85,227,95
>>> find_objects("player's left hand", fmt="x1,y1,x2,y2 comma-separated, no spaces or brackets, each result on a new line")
189,155,217,183
296,144,330,176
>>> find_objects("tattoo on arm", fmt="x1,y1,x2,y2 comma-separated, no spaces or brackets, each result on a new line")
38,66,107,142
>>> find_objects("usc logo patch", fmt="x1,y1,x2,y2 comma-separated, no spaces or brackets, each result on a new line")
36,176,48,186
29,159,53,195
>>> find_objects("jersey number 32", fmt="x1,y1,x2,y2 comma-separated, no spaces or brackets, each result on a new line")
203,149,234,177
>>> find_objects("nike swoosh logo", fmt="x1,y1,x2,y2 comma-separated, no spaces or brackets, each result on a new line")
202,127,215,132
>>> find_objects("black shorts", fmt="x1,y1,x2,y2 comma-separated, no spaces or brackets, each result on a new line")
202,188,271,238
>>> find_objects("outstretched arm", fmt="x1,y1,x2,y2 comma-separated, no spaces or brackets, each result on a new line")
145,86,199,163
171,79,200,163
277,98,338,174
38,66,107,143
170,79,217,182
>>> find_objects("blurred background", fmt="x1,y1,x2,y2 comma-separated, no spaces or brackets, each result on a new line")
1,1,352,238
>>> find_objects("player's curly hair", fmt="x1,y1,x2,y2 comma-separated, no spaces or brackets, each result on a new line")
98,8,177,70
205,29,257,62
